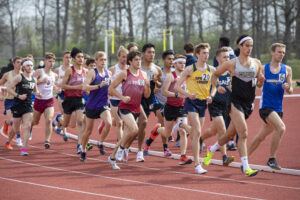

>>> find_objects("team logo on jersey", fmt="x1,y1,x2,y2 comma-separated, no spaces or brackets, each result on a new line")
196,73,210,84
279,73,285,82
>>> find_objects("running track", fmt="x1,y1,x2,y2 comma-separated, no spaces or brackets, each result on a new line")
0,89,299,200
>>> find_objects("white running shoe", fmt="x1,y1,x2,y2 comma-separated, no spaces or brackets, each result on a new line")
108,156,120,170
116,147,124,162
195,164,207,174
16,138,23,146
123,148,129,162
136,151,144,162
172,118,183,135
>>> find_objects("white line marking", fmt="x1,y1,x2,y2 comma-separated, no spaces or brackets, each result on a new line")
255,94,300,99
0,156,263,200
0,176,134,200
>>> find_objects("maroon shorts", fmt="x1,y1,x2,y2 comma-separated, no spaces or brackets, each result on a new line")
33,98,54,113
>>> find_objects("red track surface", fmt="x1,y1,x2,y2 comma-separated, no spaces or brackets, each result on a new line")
0,89,300,200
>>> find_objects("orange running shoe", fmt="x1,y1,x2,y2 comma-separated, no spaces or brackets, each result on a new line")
5,142,13,150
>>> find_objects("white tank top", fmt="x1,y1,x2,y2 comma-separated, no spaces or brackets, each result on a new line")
57,65,67,85
110,64,127,100
37,68,55,100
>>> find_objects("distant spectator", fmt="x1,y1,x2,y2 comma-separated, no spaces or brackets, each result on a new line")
0,58,14,79
183,42,197,67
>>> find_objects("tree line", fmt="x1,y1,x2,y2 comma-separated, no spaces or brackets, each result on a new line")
0,0,299,63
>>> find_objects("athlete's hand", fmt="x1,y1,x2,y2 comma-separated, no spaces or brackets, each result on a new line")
258,73,265,83
189,93,197,100
154,87,159,94
282,83,290,91
217,86,227,94
207,96,213,104
99,80,107,88
35,92,42,98
40,77,48,84
121,96,131,103
19,94,27,100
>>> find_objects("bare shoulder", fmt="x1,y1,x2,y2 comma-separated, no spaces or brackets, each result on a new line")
54,67,59,73
154,64,162,73
141,70,148,79
109,66,115,74
209,65,216,73
253,58,262,66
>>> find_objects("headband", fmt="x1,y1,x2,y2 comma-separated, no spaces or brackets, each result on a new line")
238,36,253,45
23,60,33,67
173,58,186,64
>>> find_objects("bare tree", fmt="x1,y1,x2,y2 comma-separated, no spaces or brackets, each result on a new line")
62,0,69,51
239,0,244,33
209,0,230,35
126,0,134,42
142,0,150,42
84,0,92,54
164,0,170,29
4,0,18,57
272,0,280,41
35,0,47,56
56,0,60,48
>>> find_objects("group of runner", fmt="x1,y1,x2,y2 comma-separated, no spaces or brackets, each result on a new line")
0,34,293,177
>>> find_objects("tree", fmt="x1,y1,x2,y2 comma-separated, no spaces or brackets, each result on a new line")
35,0,47,56
56,0,60,48
126,0,134,42
4,0,18,57
61,0,69,51
296,0,300,59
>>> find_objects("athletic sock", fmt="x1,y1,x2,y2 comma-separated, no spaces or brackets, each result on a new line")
81,146,86,153
228,140,234,145
146,138,153,146
210,142,220,152
241,156,249,172
16,133,21,138
163,144,168,151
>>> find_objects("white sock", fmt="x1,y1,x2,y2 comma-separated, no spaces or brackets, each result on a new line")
227,140,234,145
210,142,220,152
241,156,249,172
81,146,86,153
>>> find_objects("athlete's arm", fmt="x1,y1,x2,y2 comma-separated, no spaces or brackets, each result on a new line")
174,66,195,99
142,71,151,99
0,72,8,85
108,66,115,77
82,68,97,92
284,65,293,94
33,77,42,98
153,65,162,88
108,71,129,102
61,68,82,90
6,75,26,100
162,73,174,97
255,59,265,88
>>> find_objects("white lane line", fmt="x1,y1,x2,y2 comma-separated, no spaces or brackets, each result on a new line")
0,176,134,200
0,156,263,200
255,94,300,99
30,144,300,191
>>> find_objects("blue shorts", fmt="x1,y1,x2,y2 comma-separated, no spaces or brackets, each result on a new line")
110,99,120,107
184,98,207,118
4,99,15,111
56,90,65,100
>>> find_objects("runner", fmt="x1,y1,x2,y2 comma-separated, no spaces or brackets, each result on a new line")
248,43,293,170
127,42,138,52
31,52,57,149
143,49,175,155
0,56,23,148
6,58,41,155
80,51,112,162
200,48,235,166
53,47,87,154
183,42,197,67
174,43,215,174
203,35,265,177
108,51,150,169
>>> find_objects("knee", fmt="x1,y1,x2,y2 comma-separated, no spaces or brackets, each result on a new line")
238,128,248,140
105,120,112,129
24,122,32,131
32,120,39,126
116,120,122,128
130,126,139,135
277,123,286,136
45,118,52,125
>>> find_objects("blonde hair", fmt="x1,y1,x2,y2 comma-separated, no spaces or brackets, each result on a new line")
174,54,186,60
45,52,56,60
118,46,129,57
271,43,286,52
216,47,229,57
94,51,106,60
194,43,210,55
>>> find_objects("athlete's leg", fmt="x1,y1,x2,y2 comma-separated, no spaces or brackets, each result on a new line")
188,112,202,166
81,117,95,150
44,107,54,142
21,112,33,148
99,110,112,143
110,106,123,141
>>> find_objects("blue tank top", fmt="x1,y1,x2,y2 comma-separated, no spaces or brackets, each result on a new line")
213,71,231,103
86,68,109,110
260,63,286,112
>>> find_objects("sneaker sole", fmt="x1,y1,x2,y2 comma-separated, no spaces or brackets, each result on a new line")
246,170,259,177
223,156,235,166
179,159,192,165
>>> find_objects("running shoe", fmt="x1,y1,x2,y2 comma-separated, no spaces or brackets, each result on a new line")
108,156,120,170
86,143,93,151
97,120,105,135
143,141,150,156
243,167,259,177
5,142,13,150
164,149,172,157
179,155,192,165
123,148,129,162
20,148,28,156
222,155,235,166
62,133,68,142
44,141,50,149
227,143,237,151
168,136,174,142
194,164,207,174
3,122,9,135
29,127,33,141
136,151,145,162
267,158,281,170
116,147,124,162
172,118,183,135
98,143,106,155
76,144,81,154
16,137,23,147
203,146,214,166
80,152,86,162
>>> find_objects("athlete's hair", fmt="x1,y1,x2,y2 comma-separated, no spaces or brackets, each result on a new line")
63,51,71,56
84,53,90,60
184,43,194,53
127,51,141,65
142,43,155,52
236,34,249,46
174,54,186,60
45,52,56,60
21,57,34,66
86,58,95,66
127,42,138,51
118,45,129,57
271,43,286,52
234,48,240,56
13,56,22,63
194,43,210,54
219,37,230,47
216,47,229,57
26,54,34,60
162,49,175,59
94,51,106,60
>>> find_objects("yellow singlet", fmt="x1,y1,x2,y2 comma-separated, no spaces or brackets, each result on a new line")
186,63,212,100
